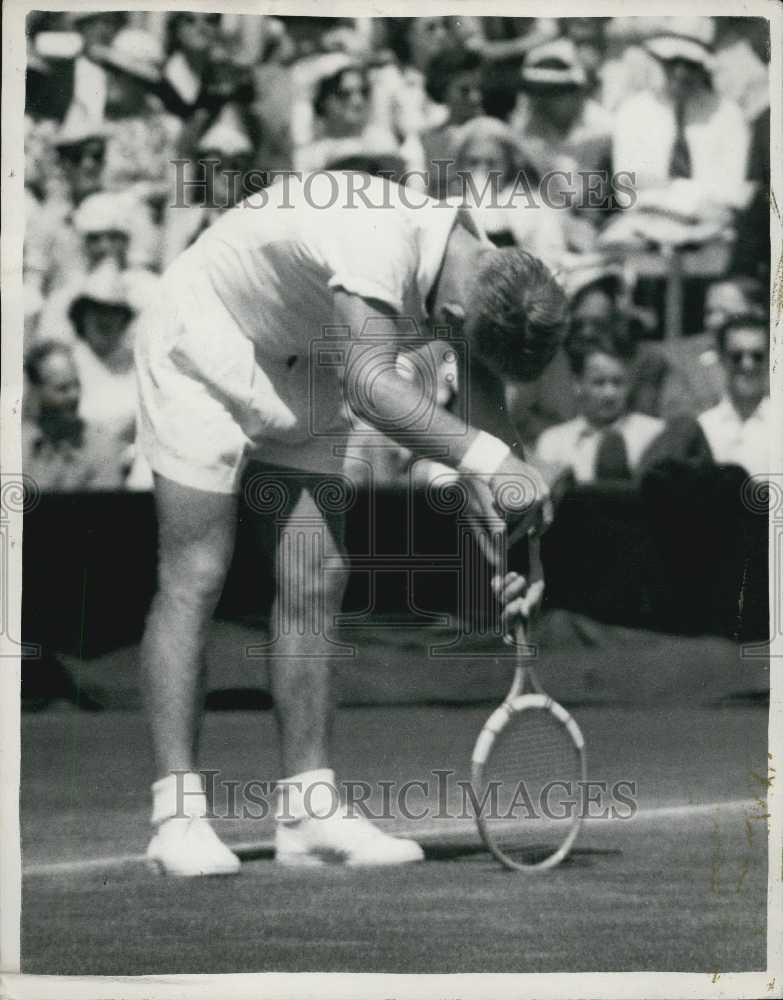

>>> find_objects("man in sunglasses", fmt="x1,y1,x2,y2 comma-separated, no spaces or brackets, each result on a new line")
697,315,770,478
135,170,567,875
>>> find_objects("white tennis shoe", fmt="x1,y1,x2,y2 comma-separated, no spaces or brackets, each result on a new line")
146,816,241,877
276,811,424,867
274,768,424,867
146,771,240,877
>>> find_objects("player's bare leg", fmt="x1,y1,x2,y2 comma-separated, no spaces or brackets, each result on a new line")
266,482,345,777
262,473,424,866
141,474,240,875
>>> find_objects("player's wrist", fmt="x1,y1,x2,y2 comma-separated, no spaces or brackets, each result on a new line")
457,431,511,478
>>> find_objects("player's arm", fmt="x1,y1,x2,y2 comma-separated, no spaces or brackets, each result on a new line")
334,290,552,537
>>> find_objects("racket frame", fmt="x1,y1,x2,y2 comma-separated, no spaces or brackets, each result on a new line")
470,620,587,872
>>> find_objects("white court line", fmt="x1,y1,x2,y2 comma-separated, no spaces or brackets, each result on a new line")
21,797,762,879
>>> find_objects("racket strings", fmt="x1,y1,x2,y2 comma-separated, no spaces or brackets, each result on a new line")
476,708,582,855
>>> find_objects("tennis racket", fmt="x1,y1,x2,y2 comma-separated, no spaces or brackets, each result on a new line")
470,580,587,871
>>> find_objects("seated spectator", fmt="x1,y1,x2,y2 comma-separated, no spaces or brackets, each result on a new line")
36,191,158,343
513,37,614,250
22,341,128,491
294,63,399,171
64,261,140,451
697,315,770,478
448,117,567,268
24,117,107,294
414,47,484,197
609,17,750,240
630,275,766,419
535,322,664,482
89,27,181,227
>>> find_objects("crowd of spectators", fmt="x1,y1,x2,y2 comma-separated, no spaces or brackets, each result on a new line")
22,13,772,493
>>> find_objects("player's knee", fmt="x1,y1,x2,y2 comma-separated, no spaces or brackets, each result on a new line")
158,546,229,610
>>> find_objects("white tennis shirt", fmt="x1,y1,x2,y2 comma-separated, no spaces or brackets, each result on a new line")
176,171,477,358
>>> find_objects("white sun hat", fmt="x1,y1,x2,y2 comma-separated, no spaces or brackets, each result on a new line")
643,17,716,73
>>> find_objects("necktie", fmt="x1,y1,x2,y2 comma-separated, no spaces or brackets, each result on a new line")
595,427,632,481
669,102,692,179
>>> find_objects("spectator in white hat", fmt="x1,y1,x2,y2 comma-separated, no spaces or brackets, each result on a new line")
611,17,750,226
512,37,614,251
89,28,181,226
36,191,159,344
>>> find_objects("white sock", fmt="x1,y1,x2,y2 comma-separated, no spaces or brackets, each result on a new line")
276,768,337,821
151,771,208,826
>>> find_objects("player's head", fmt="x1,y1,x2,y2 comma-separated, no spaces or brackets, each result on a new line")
463,248,568,383
566,321,637,428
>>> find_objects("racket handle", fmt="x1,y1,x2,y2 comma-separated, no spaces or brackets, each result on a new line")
513,620,528,647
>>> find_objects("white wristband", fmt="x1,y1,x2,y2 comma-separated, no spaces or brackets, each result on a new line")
457,431,511,477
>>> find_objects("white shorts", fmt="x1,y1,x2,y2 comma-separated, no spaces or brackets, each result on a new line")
135,259,349,494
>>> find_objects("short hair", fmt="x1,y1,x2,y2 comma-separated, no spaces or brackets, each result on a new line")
565,320,637,376
467,248,568,382
425,46,482,105
715,314,769,354
24,340,74,386
314,65,369,118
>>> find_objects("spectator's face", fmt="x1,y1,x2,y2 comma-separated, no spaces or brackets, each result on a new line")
79,302,133,359
174,13,220,56
571,288,614,339
323,70,370,134
77,13,124,49
704,282,750,334
578,351,630,427
445,70,483,125
59,140,105,201
664,59,706,102
722,327,769,405
37,352,81,419
459,137,511,193
84,230,129,269
409,18,449,69
105,69,148,117
536,88,584,128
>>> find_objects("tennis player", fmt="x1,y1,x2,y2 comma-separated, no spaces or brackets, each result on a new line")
136,171,567,875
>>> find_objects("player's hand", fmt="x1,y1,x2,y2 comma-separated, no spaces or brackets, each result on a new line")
487,454,554,541
492,569,545,642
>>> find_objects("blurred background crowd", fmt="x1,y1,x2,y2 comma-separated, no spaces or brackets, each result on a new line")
22,12,772,493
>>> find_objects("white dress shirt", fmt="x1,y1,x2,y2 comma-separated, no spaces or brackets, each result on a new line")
697,396,771,478
612,88,750,210
535,412,664,483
